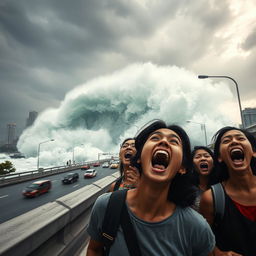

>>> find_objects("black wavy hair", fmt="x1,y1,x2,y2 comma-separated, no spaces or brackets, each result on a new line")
212,126,256,182
191,146,214,159
119,137,135,176
190,146,216,188
131,119,197,207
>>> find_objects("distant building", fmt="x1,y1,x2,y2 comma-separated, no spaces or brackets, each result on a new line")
245,123,256,140
26,111,38,127
7,123,16,145
242,108,256,128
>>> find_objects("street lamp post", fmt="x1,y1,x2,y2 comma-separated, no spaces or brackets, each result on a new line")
37,139,54,170
187,121,208,146
198,75,244,128
72,144,84,164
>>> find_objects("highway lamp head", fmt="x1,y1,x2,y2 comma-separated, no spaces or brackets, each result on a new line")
198,75,209,79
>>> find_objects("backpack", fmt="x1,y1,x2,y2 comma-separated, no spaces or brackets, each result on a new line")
101,189,142,256
210,183,225,227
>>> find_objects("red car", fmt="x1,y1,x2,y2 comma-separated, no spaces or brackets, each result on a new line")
22,180,51,197
81,164,90,170
92,162,100,167
84,169,97,178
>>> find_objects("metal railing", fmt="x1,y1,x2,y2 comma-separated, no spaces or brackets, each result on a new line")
0,159,111,187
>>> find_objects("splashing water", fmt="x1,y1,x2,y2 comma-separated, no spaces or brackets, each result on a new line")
17,63,235,168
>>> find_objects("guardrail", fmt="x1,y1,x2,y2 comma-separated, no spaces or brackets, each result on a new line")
0,159,111,187
0,171,120,256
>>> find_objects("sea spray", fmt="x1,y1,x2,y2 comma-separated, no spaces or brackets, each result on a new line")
17,63,235,167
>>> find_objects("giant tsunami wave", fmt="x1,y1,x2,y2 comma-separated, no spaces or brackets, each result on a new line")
17,63,234,167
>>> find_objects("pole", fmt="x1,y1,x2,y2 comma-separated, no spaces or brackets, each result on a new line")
72,144,84,164
198,75,244,128
37,139,54,170
203,124,207,146
37,143,41,170
187,121,208,146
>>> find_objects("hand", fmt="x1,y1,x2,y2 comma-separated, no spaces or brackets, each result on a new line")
213,246,243,256
125,166,140,186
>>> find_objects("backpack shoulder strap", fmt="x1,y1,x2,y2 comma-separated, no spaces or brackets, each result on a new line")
113,176,123,191
211,183,225,227
102,189,128,253
120,203,142,256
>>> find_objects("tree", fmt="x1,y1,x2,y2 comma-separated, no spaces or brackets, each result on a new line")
0,161,16,175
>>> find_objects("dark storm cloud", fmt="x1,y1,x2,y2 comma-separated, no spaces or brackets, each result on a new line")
1,0,230,74
0,2,46,48
0,0,255,141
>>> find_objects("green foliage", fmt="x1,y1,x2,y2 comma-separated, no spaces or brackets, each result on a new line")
0,161,16,175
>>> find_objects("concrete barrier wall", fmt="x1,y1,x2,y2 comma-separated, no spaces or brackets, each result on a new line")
0,172,120,256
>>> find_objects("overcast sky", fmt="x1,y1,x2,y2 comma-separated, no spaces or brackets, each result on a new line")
1,0,256,142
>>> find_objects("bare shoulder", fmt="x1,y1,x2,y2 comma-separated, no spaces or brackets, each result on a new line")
199,189,214,226
109,182,116,192
200,189,213,204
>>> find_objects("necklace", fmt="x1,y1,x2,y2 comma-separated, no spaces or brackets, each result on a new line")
123,183,136,189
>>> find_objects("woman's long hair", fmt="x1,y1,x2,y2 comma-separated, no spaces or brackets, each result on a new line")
131,119,197,207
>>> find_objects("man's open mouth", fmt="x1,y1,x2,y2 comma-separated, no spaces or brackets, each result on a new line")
152,150,169,170
230,148,244,162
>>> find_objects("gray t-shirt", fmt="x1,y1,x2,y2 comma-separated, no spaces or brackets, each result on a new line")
87,193,215,256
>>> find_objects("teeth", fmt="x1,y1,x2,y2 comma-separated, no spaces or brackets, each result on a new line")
154,150,169,158
152,150,170,169
230,148,244,161
231,148,243,154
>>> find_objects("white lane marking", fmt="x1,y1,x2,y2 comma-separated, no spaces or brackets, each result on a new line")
73,184,79,188
0,195,8,199
51,180,58,183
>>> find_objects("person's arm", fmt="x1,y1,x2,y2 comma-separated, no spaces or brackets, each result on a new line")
212,246,242,256
199,189,214,225
86,239,104,256
109,182,116,192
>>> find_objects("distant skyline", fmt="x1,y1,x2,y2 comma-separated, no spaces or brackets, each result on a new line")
1,0,256,141
0,111,38,143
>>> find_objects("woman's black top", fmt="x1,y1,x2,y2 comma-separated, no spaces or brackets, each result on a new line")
213,188,256,256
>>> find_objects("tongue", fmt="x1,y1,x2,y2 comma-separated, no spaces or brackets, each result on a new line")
153,164,165,170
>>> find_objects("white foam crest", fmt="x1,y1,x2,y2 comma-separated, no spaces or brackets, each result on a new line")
17,63,235,167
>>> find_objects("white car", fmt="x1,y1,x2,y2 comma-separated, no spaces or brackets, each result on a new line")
84,169,97,178
102,162,109,168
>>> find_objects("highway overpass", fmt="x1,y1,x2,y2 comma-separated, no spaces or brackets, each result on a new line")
0,161,120,256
